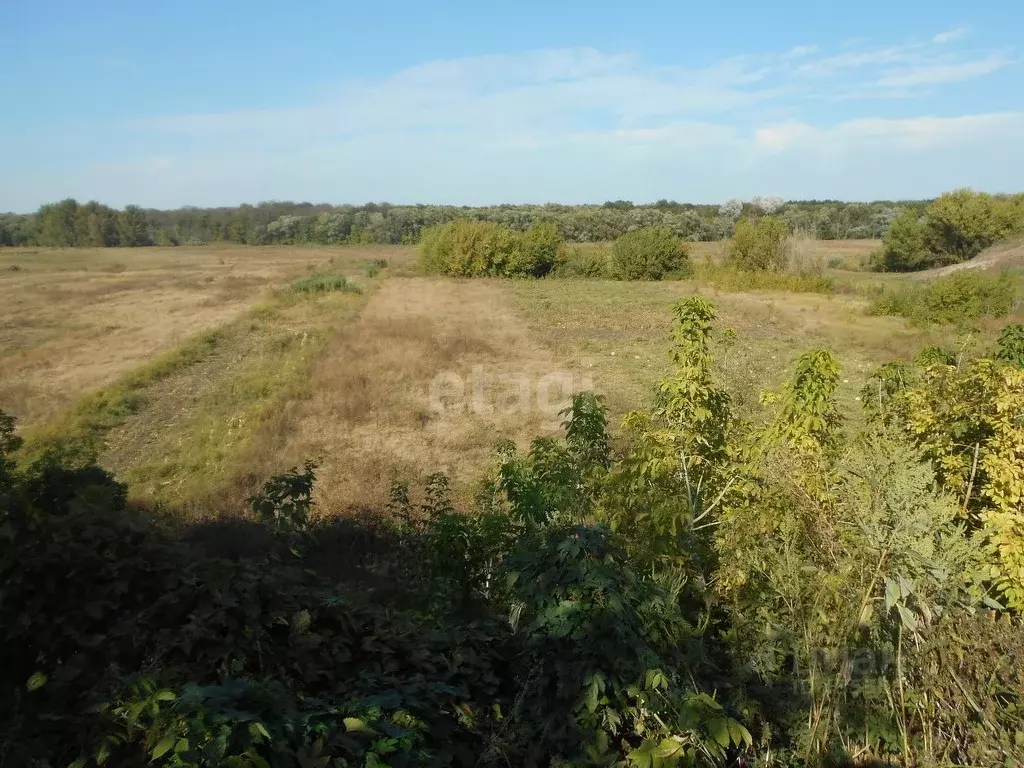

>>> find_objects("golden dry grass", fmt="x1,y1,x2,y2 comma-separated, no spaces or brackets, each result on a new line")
2,239,996,522
574,238,879,271
273,277,591,513
503,278,984,425
0,245,415,427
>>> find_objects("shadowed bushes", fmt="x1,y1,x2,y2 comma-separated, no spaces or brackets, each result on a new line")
4,298,1024,766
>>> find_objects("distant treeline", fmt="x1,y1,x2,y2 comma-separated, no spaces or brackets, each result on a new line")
0,196,929,248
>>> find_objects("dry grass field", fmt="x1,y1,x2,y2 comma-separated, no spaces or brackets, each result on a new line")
0,239,1007,519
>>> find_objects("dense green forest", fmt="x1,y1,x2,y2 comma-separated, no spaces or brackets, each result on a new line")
2,299,1023,767
5,190,1024,274
0,196,919,248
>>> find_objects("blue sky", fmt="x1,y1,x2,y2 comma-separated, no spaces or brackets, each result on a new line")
1,0,1023,211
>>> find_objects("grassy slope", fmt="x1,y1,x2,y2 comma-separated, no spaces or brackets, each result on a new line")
5,239,1013,519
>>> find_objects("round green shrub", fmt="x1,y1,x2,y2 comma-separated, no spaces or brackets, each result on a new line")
727,217,789,271
419,220,561,278
610,227,690,280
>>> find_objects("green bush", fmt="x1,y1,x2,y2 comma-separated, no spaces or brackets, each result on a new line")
872,209,931,271
727,217,789,271
874,189,1024,272
610,227,690,280
291,273,361,294
552,244,610,278
925,188,1014,261
420,219,562,278
994,322,1024,367
868,270,1018,325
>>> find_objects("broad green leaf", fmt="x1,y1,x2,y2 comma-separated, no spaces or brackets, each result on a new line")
897,604,918,631
151,737,176,760
26,671,47,692
708,716,731,748
898,574,914,598
884,578,900,611
344,717,376,734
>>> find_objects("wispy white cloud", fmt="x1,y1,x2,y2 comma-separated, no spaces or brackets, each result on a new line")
754,112,1024,153
877,51,1015,87
933,27,970,44
136,31,1013,145
783,45,820,59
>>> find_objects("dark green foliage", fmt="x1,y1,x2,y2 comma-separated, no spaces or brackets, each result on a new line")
291,273,362,294
503,523,749,765
249,460,317,535
994,322,1024,367
902,611,1024,764
552,245,609,278
5,292,1024,766
872,209,930,271
5,197,941,249
0,434,516,767
915,344,958,367
872,189,1024,271
610,227,690,280
868,271,1018,325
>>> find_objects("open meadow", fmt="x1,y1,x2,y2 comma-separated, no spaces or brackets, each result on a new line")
2,239,1012,518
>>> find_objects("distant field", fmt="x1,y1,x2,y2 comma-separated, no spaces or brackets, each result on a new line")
575,236,880,271
0,245,414,426
0,239,1010,519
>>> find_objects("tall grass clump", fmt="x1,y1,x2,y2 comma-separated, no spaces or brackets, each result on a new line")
784,230,827,277
868,270,1019,325
420,219,561,278
552,244,610,278
610,227,691,280
693,263,834,294
291,273,362,294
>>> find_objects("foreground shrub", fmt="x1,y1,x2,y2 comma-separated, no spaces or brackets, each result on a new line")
420,219,561,278
6,293,1024,767
291,273,361,294
727,217,789,271
610,227,690,280
994,322,1024,367
868,271,1018,325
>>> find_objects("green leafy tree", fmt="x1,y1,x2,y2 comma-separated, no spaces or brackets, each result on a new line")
924,189,1006,262
874,209,930,271
116,204,152,247
35,198,80,247
727,217,789,271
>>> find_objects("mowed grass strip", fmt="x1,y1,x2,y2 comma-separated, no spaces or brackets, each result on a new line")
0,244,418,426
502,278,997,426
103,286,374,516
17,328,225,466
17,275,374,516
